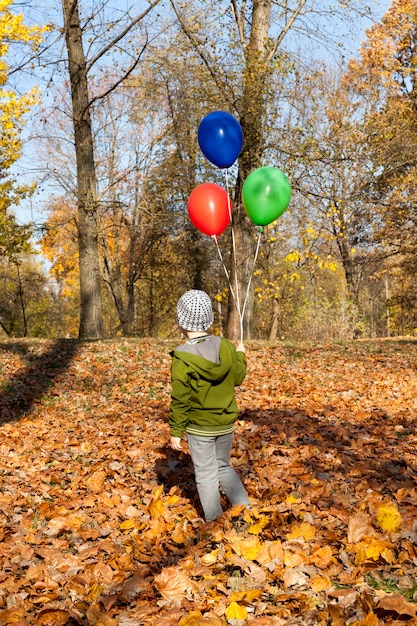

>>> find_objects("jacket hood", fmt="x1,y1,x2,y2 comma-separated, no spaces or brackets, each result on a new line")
171,340,233,383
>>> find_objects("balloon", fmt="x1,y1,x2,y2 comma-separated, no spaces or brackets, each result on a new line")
198,111,243,169
242,166,291,226
188,183,232,236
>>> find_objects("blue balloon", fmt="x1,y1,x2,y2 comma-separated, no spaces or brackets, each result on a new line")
198,111,243,169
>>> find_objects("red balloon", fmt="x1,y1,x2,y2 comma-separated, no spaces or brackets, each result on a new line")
187,183,231,236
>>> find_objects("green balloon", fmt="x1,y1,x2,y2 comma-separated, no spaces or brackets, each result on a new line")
242,166,291,226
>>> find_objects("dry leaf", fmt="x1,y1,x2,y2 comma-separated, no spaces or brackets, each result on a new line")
347,512,372,544
154,567,192,602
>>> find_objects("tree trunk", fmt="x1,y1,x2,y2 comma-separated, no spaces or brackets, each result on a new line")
62,0,104,339
227,0,272,339
268,298,280,340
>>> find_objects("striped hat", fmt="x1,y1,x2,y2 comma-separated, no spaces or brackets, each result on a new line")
176,290,214,331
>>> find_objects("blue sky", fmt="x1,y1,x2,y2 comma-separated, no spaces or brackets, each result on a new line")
12,0,393,229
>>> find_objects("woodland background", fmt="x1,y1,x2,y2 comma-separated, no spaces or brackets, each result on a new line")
1,0,416,342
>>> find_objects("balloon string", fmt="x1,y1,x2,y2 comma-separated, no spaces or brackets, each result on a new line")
225,169,244,343
213,236,235,300
241,227,262,320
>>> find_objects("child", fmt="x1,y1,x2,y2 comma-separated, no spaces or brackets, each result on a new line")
169,289,250,522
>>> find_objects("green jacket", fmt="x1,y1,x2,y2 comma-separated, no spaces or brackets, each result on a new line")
169,337,247,438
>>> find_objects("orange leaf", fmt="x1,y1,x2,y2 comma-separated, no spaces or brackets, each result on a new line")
154,566,191,602
86,469,107,492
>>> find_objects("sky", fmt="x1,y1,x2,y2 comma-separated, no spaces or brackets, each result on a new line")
11,0,393,229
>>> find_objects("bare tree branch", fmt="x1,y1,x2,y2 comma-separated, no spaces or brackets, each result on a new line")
86,0,160,73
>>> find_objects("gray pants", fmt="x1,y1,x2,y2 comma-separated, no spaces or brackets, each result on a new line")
187,432,250,522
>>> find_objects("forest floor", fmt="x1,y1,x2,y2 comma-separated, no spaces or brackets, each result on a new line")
0,337,416,625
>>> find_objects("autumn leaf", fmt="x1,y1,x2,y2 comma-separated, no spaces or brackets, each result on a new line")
225,601,248,620
375,594,417,619
148,484,166,518
227,535,264,561
256,540,284,567
179,611,226,625
353,537,396,564
86,468,107,492
347,512,372,544
375,502,402,533
286,521,316,541
229,588,262,603
0,338,416,625
248,514,270,535
309,545,334,568
154,566,192,603
309,574,332,592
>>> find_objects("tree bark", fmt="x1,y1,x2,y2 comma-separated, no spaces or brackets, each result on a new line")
227,0,273,339
62,0,104,339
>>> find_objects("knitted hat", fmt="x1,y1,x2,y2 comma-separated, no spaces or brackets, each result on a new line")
176,290,214,331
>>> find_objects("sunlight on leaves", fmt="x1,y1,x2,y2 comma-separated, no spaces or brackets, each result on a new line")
286,521,316,541
225,601,248,620
154,566,192,602
375,502,402,533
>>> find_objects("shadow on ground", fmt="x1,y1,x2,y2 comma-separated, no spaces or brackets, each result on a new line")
0,338,80,425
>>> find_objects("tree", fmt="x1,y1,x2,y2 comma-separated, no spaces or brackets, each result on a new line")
345,0,417,333
169,0,382,339
60,0,161,339
0,0,46,262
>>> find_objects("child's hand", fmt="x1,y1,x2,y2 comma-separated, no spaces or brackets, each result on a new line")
237,341,245,353
170,436,183,451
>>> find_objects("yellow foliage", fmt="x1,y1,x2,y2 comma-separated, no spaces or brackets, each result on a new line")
248,514,270,535
309,574,332,592
285,250,300,263
229,589,262,603
375,502,402,533
0,1,47,170
200,550,219,566
225,601,247,621
286,521,316,541
354,537,396,564
286,494,301,504
179,612,225,626
228,535,264,561
148,484,166,518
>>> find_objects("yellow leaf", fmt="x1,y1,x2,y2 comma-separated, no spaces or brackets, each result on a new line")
375,503,402,533
120,519,135,530
310,574,332,592
148,485,166,518
257,540,283,566
286,521,315,541
229,588,262,603
228,535,264,560
286,493,301,504
149,497,165,518
225,601,247,620
309,545,334,568
201,550,219,566
248,515,269,535
354,538,395,564
179,611,225,625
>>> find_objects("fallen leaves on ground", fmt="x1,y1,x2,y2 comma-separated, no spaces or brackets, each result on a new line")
0,337,416,625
